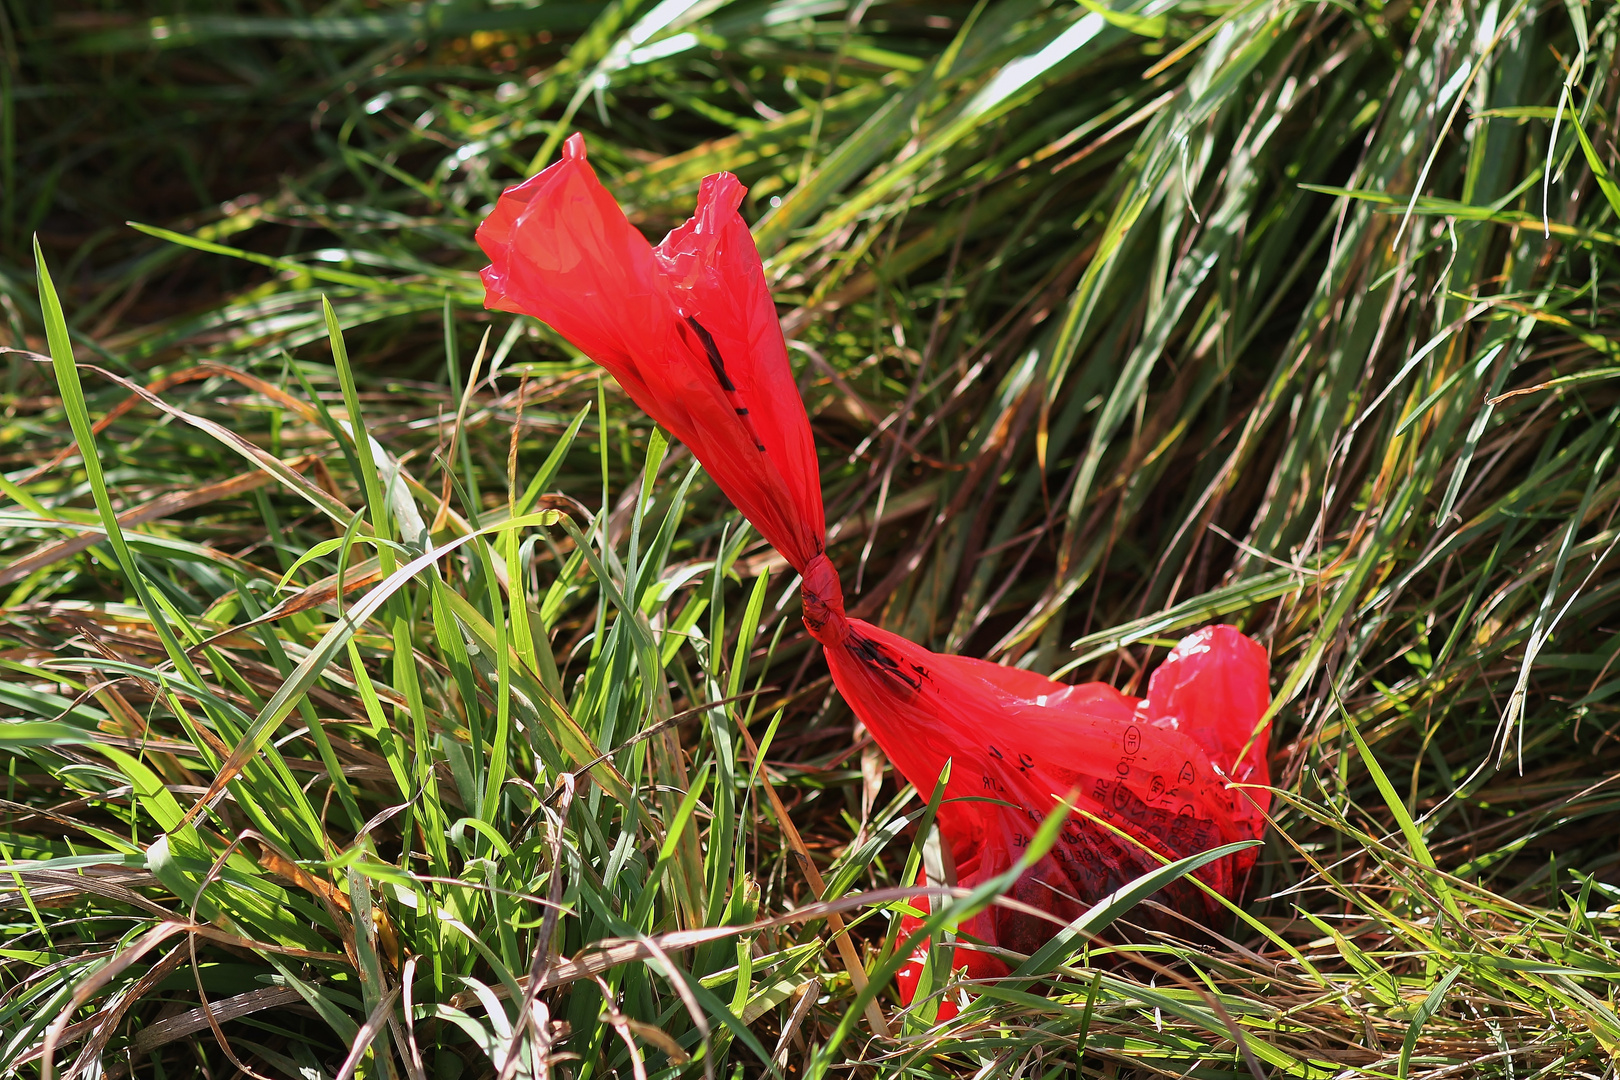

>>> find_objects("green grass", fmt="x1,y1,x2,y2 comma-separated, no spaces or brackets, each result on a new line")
6,0,1620,1076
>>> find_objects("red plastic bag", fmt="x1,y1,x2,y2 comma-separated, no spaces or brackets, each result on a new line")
478,135,1272,1013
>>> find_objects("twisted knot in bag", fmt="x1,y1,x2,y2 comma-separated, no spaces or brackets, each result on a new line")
799,553,847,644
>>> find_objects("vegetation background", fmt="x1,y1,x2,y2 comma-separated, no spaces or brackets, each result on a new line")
4,0,1620,1076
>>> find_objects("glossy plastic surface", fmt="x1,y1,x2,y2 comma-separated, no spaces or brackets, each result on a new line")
478,137,1273,1020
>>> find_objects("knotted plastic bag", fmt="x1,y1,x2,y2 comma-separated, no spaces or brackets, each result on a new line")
478,135,1272,1013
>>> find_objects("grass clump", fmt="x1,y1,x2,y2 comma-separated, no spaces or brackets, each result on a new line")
5,0,1620,1077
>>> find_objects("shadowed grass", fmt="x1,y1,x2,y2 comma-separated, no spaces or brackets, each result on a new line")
5,0,1620,1077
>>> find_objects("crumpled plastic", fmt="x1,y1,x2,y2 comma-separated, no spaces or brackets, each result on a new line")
478,134,1273,1017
